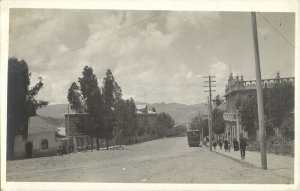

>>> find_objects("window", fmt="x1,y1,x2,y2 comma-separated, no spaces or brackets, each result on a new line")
41,139,48,150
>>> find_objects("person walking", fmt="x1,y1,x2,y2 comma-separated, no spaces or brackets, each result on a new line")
233,138,239,151
213,141,217,150
224,139,229,152
218,140,223,149
239,133,247,160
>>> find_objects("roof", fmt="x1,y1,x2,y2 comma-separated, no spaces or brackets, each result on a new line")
136,104,147,110
147,110,157,114
137,110,144,114
28,116,59,134
64,112,88,116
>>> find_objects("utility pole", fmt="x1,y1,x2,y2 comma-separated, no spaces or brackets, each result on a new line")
251,12,267,169
67,104,70,154
204,75,216,151
200,112,203,144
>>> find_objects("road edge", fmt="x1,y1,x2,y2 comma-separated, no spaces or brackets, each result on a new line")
213,150,259,169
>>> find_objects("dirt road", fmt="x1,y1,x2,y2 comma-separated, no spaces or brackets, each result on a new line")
6,137,293,183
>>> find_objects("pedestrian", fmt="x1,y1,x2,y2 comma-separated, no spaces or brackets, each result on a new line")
224,139,229,152
233,138,239,151
218,140,223,149
206,136,209,146
62,144,67,155
57,145,63,156
239,133,247,160
213,141,217,150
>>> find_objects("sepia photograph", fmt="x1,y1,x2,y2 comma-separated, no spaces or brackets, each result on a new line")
1,0,299,190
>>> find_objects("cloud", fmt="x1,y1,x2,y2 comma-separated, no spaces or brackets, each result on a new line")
186,71,193,79
209,58,230,96
8,10,294,105
165,11,221,34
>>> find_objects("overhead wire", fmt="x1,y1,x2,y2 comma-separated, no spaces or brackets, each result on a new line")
257,12,294,49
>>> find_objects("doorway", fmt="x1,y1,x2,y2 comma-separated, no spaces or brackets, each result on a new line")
25,142,33,158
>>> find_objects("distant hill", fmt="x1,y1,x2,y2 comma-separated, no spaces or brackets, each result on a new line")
148,102,208,125
37,104,74,119
37,102,208,125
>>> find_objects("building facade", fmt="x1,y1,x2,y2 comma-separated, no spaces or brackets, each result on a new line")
64,113,92,152
223,73,294,143
136,104,158,137
14,116,61,159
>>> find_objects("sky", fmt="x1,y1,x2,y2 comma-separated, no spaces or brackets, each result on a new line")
9,9,295,105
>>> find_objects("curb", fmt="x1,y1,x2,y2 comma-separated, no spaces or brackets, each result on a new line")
213,150,258,169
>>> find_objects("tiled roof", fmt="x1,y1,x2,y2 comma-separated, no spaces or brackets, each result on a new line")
136,110,157,115
28,116,58,134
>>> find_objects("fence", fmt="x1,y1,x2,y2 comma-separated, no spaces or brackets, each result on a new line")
247,140,294,156
69,133,162,153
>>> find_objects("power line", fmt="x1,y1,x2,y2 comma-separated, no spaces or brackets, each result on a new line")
30,12,165,67
257,12,294,49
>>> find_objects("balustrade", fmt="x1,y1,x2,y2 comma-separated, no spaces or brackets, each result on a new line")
225,77,294,95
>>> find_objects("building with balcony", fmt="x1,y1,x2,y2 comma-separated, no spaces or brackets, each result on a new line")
224,73,294,143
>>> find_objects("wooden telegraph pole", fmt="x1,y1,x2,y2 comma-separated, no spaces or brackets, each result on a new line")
67,104,70,154
204,75,216,151
251,12,267,169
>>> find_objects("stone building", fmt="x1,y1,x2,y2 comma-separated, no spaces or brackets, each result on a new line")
223,73,294,143
136,104,158,137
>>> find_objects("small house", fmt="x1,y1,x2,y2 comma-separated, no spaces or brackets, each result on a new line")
14,116,61,159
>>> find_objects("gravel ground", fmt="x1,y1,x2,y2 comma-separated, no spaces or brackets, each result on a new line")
6,137,293,183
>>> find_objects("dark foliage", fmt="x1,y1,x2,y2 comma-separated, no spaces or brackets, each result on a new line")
7,57,48,160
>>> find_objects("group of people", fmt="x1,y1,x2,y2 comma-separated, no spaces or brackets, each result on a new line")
212,133,247,160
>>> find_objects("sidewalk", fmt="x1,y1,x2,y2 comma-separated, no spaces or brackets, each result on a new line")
212,147,294,180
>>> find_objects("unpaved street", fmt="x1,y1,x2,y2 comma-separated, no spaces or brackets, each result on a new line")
7,137,293,183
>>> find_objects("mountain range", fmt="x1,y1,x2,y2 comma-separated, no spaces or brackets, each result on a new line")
37,102,209,125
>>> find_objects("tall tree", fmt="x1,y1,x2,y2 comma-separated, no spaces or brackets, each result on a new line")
7,58,48,160
112,81,123,145
127,98,138,138
77,66,104,150
102,69,117,149
239,95,258,139
264,82,294,135
212,108,225,135
201,118,209,137
116,98,137,144
239,82,294,139
67,82,84,113
215,95,222,107
157,112,175,137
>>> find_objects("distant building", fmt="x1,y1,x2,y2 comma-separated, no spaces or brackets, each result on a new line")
14,116,61,159
223,73,294,143
136,104,158,137
64,113,91,152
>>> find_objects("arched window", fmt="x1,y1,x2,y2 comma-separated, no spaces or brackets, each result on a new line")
41,139,48,150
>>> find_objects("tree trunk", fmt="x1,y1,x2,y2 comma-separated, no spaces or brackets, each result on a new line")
106,138,109,150
7,133,15,160
119,130,122,147
90,136,94,151
96,137,100,151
